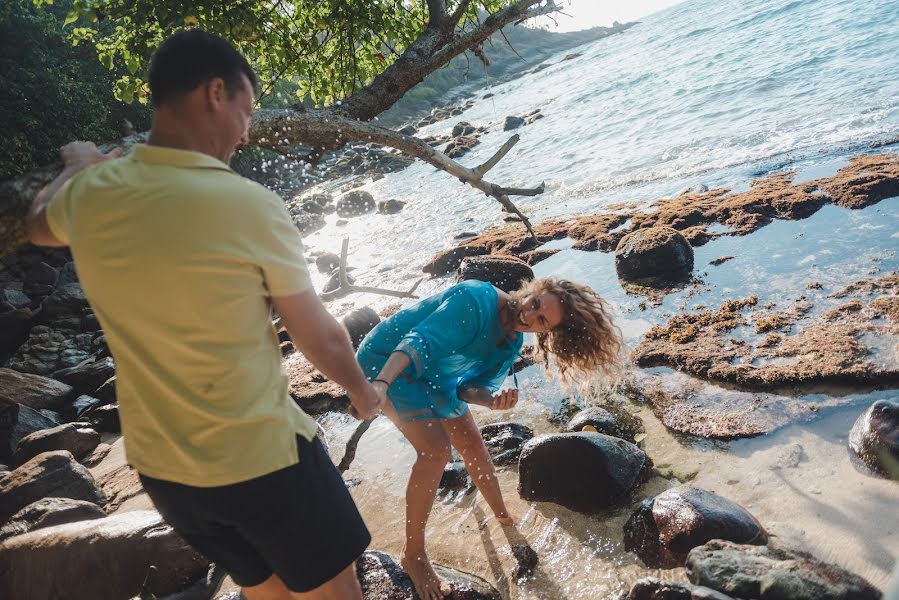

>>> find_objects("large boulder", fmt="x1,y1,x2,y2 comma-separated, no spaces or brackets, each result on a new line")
10,423,101,468
0,497,106,542
848,398,899,478
87,403,121,433
51,356,115,398
457,255,534,293
623,486,768,568
4,324,100,375
518,432,649,513
336,190,376,217
0,510,210,600
0,302,36,358
623,577,737,600
0,402,59,462
285,354,348,415
315,252,341,274
480,422,534,466
343,307,381,349
0,450,106,522
565,406,645,445
615,227,694,283
356,550,500,599
423,245,489,276
0,367,74,410
685,540,882,600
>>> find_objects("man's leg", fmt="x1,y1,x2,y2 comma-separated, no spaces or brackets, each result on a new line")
289,564,361,599
242,573,292,600
443,411,513,525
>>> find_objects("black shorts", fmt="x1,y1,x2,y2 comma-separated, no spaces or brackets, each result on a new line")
139,435,370,592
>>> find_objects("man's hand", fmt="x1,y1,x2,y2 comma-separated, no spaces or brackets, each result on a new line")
489,388,519,411
347,381,385,420
60,141,122,170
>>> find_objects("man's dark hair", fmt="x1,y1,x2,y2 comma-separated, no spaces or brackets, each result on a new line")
148,29,258,107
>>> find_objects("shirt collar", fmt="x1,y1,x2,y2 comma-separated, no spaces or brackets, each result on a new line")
130,144,234,172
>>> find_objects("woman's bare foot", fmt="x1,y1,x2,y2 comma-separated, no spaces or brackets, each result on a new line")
494,506,516,526
401,547,452,600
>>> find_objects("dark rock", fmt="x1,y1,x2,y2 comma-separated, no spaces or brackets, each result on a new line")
398,124,417,136
480,422,534,466
87,403,120,433
510,543,539,580
10,423,101,468
565,406,645,445
292,211,327,236
0,497,106,543
0,367,75,410
342,307,381,350
0,403,59,462
623,486,768,568
40,263,89,321
65,394,105,421
518,432,649,513
0,450,106,522
356,550,500,599
305,192,334,207
454,231,478,240
377,199,406,214
336,219,349,226
336,190,376,217
300,200,324,214
0,510,210,599
504,116,526,131
322,270,355,295
848,399,899,478
686,539,882,600
51,356,115,398
445,135,480,158
439,462,469,491
26,262,59,287
625,577,737,600
709,256,734,266
452,121,478,138
458,255,534,293
4,325,98,375
315,252,341,274
615,227,694,284
0,304,35,358
423,245,489,276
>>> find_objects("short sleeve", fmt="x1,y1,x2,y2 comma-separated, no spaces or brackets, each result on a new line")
251,189,312,297
45,178,76,245
395,287,483,381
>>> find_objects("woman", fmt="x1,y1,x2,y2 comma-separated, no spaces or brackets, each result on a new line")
356,277,622,599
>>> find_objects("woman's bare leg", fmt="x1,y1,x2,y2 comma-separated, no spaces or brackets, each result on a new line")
442,411,514,525
380,400,453,600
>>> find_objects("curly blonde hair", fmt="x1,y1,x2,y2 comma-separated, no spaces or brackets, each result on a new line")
510,278,624,384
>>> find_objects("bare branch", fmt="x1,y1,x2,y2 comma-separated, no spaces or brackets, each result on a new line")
338,417,376,473
474,134,519,176
496,182,545,196
320,238,424,302
449,0,474,25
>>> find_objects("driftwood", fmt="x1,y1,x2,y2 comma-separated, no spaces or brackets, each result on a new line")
320,238,423,302
337,417,377,473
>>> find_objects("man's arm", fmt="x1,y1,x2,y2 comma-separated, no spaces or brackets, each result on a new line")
26,142,121,247
272,289,384,419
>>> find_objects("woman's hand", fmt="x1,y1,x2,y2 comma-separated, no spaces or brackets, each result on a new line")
489,388,519,410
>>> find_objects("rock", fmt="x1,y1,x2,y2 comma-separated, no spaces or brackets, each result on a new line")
336,190,376,217
336,219,348,226
685,539,882,600
709,256,734,266
40,263,89,321
848,399,899,478
0,367,74,410
440,462,469,491
625,577,737,600
4,324,99,375
97,463,145,512
322,270,355,295
88,403,121,433
398,124,417,136
445,135,480,158
511,543,539,580
615,227,694,284
65,394,105,421
10,423,101,468
623,486,768,568
0,403,59,462
503,115,526,130
356,550,500,599
285,354,348,415
315,252,341,274
457,255,534,293
520,248,560,266
0,304,35,358
518,432,649,513
300,200,324,214
305,192,333,207
377,199,406,214
0,497,106,543
0,450,106,522
51,356,115,398
565,406,645,445
480,422,533,466
452,122,478,138
423,245,489,276
342,307,381,349
292,211,327,236
0,510,210,599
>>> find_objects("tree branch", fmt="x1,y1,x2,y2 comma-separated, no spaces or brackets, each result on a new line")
338,417,376,473
320,238,424,302
426,0,448,26
449,0,474,25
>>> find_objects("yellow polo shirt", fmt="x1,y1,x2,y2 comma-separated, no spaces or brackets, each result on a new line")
46,144,318,486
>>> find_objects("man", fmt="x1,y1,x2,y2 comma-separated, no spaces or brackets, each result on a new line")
26,30,382,600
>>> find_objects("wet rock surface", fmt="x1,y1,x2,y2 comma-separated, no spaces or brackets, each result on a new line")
623,577,737,600
457,255,534,292
480,421,533,466
356,550,500,599
615,227,694,284
623,486,768,568
378,199,406,214
0,510,210,600
0,367,74,410
848,399,899,478
423,245,489,276
439,462,469,491
0,497,106,543
0,450,106,523
518,432,650,512
10,423,101,468
285,353,348,414
565,406,645,444
685,539,883,600
336,190,377,217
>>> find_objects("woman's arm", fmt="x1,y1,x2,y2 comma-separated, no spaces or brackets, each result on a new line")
458,384,519,410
